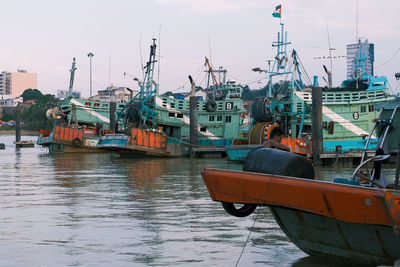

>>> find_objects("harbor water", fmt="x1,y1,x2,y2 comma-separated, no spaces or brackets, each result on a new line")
0,134,394,266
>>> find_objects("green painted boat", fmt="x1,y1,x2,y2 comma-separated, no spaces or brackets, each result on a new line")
37,58,125,152
226,21,394,161
99,39,247,157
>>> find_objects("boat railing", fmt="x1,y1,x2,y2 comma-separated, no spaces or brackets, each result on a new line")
295,90,389,106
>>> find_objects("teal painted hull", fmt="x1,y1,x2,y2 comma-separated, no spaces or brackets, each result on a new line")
271,206,400,266
225,139,378,162
226,144,262,161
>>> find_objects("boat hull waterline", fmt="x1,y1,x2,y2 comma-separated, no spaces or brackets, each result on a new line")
201,168,400,265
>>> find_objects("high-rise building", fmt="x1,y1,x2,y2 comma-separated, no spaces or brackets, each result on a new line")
346,39,374,79
57,90,81,100
0,69,38,98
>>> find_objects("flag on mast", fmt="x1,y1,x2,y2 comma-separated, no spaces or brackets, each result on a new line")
272,5,281,18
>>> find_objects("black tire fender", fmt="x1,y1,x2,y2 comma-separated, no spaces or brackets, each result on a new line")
221,202,257,217
72,137,82,147
205,100,217,112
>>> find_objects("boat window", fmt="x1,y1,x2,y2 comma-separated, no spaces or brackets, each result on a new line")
373,82,384,87
217,115,222,121
360,106,366,113
225,116,232,123
369,105,374,112
209,115,215,122
85,102,91,106
200,127,207,132
328,121,334,134
169,112,175,117
102,104,108,107
94,103,100,107
177,113,183,118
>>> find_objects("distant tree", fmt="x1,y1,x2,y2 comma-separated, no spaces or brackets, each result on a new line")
22,94,59,130
163,91,174,97
1,110,15,121
21,89,43,102
241,85,268,100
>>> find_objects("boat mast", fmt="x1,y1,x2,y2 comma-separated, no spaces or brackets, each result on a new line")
141,38,158,99
205,57,220,88
68,58,77,98
268,22,292,97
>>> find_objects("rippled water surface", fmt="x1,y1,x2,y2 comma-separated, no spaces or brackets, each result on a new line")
0,134,387,266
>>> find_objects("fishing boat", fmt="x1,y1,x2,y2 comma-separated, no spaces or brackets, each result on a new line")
202,106,400,266
225,20,394,161
225,134,311,162
99,39,246,157
37,58,125,152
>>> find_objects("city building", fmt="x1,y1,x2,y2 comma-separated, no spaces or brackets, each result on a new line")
0,69,38,98
92,86,136,103
57,90,81,100
346,39,374,79
0,95,23,107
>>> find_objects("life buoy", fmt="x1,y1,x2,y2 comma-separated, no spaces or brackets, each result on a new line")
265,123,279,140
353,68,362,80
221,202,257,217
72,137,82,147
205,100,217,112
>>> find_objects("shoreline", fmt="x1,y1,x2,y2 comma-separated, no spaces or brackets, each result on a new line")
0,130,39,135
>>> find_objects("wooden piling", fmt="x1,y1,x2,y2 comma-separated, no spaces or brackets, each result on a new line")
15,103,21,143
312,87,323,165
109,102,116,132
188,75,198,158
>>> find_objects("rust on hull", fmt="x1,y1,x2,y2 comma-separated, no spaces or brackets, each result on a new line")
201,168,400,265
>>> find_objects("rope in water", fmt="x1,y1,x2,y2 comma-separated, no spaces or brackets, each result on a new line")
234,207,261,267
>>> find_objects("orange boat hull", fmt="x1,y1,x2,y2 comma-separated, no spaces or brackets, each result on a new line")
201,168,400,265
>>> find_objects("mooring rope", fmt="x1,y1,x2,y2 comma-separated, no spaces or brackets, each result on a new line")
234,207,261,267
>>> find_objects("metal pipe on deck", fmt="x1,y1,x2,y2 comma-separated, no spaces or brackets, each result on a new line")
312,87,323,165
188,75,198,158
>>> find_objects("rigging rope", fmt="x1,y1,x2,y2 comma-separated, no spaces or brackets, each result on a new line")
375,48,400,68
295,52,312,86
387,80,395,96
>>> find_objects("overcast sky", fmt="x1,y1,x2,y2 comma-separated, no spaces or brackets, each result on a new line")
1,0,399,97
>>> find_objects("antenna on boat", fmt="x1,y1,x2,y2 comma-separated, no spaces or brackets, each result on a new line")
139,31,145,81
206,38,213,89
108,46,112,86
208,37,213,66
325,17,333,88
356,0,359,43
158,25,161,85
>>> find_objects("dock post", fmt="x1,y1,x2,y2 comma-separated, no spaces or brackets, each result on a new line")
312,87,323,165
109,102,116,133
188,75,198,158
15,103,21,143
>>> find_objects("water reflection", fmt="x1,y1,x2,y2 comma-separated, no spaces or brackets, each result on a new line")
0,134,395,266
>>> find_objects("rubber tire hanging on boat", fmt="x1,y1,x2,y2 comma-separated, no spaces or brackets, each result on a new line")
243,147,315,179
353,68,363,80
221,202,257,217
72,138,82,147
205,100,217,112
